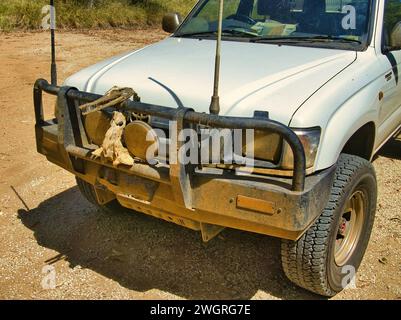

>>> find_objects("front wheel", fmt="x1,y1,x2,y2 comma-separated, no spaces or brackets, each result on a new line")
281,154,377,296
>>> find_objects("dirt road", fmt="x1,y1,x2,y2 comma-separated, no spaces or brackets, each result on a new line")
0,30,400,300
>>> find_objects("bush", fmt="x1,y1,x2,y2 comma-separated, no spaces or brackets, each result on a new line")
0,0,197,30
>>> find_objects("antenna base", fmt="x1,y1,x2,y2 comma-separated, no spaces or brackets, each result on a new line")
209,96,220,115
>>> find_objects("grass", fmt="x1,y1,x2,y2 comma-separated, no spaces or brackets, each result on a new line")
0,0,197,31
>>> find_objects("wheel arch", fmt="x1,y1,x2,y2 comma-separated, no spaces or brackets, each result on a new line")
313,88,378,172
341,122,376,161
315,116,377,171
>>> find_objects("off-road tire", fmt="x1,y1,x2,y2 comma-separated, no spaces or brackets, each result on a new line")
76,177,122,213
281,154,377,296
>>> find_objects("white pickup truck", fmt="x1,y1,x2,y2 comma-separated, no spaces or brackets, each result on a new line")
34,0,401,296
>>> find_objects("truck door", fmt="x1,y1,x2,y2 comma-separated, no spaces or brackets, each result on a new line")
378,0,401,131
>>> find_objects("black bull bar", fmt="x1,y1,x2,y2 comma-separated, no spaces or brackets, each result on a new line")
34,78,306,199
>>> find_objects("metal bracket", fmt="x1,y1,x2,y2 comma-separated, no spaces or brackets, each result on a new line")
200,223,225,242
93,185,116,205
57,87,88,173
169,107,194,209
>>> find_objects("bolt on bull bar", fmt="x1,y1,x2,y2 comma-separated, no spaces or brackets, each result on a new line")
34,78,307,208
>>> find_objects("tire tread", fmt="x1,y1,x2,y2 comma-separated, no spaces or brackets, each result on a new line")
281,154,375,296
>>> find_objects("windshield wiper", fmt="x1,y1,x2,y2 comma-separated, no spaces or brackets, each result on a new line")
178,31,217,38
178,29,257,38
251,35,362,44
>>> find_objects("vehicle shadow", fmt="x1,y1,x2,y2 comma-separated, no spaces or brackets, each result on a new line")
17,187,321,300
375,136,401,160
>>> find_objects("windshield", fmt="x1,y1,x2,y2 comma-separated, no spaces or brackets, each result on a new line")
175,0,373,50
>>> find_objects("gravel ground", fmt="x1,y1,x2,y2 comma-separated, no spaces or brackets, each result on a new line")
0,30,400,300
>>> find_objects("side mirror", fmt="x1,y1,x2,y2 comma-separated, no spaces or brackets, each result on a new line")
162,13,182,33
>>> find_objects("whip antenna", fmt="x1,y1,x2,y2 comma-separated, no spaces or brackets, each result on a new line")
209,0,224,115
50,0,57,85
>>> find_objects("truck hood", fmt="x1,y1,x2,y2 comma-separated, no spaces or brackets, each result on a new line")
65,37,357,125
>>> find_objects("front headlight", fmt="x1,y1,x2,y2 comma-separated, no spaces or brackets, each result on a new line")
193,125,321,172
242,129,282,164
280,127,321,170
241,127,320,170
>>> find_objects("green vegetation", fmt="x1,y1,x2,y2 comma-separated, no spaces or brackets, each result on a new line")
0,0,197,31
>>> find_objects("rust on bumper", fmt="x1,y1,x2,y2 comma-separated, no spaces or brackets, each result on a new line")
34,79,335,241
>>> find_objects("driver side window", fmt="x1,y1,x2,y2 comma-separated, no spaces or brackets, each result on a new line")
383,0,401,49
197,0,242,21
